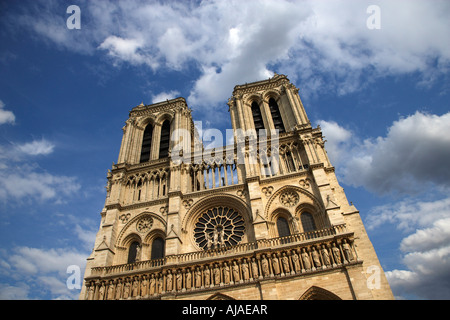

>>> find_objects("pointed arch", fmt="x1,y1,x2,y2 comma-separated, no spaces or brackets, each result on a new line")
206,292,235,300
299,286,342,300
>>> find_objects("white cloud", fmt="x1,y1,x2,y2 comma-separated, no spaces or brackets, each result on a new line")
0,167,80,203
16,139,55,156
151,90,180,104
320,111,450,196
0,246,87,300
0,100,15,125
12,1,450,119
365,197,450,299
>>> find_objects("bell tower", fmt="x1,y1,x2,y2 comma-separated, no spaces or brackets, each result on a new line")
80,74,394,300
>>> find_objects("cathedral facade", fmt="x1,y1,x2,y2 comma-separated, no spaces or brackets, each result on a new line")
80,74,394,300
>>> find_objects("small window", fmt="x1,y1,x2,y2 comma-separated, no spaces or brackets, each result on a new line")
301,212,316,232
269,98,285,133
251,101,265,134
151,237,165,260
140,124,153,163
276,217,291,237
159,120,171,159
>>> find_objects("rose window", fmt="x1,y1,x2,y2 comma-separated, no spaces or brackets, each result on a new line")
194,206,245,250
136,217,153,233
280,191,299,207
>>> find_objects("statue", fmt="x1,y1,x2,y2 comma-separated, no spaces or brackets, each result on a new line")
291,250,301,272
321,245,331,266
251,257,259,279
149,274,156,295
272,253,280,275
281,252,290,274
332,243,341,264
241,259,250,281
232,261,240,282
204,265,211,287
342,239,354,262
301,248,311,270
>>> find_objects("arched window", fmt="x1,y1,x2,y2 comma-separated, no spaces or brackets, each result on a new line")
140,124,153,163
301,212,316,232
127,241,140,264
268,98,285,133
151,237,165,260
251,101,265,134
276,217,291,237
159,120,170,159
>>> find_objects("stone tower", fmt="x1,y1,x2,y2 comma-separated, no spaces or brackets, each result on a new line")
80,74,394,300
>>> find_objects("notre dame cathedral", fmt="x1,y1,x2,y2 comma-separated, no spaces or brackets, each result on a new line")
80,74,394,300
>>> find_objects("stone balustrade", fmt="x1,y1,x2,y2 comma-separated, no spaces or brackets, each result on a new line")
84,224,357,300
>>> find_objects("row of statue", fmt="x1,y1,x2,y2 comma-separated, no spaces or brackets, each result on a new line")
85,239,355,300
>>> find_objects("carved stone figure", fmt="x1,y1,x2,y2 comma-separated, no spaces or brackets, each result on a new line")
223,262,230,284
241,259,250,281
166,270,173,291
114,280,122,300
291,250,301,272
311,247,321,268
204,265,211,287
301,248,311,270
321,245,331,266
261,254,270,276
342,239,354,262
251,257,259,279
213,263,221,285
232,261,240,282
132,277,139,296
332,243,342,264
107,281,115,300
272,253,280,275
195,267,202,288
140,275,148,297
185,268,192,289
149,274,156,295
176,269,182,291
281,252,290,274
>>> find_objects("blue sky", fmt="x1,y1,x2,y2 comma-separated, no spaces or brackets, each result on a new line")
0,0,449,300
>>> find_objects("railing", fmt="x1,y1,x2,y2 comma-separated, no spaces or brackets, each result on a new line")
91,224,347,278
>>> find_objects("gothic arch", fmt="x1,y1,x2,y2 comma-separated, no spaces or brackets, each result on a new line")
265,185,325,221
206,292,235,300
116,212,167,249
262,89,281,103
136,115,156,129
268,208,292,238
154,112,174,126
299,286,342,300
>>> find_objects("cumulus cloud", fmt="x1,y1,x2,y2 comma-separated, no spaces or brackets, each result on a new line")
15,139,55,156
0,100,15,125
320,111,450,195
0,138,79,204
0,246,87,299
151,90,181,104
8,0,450,118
